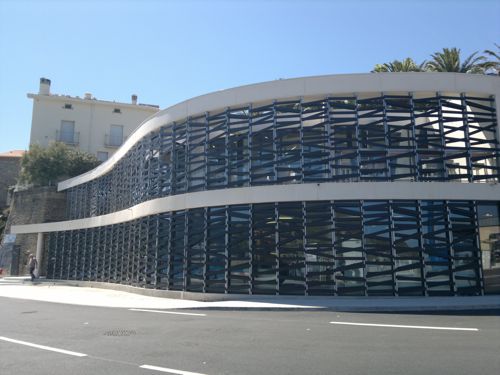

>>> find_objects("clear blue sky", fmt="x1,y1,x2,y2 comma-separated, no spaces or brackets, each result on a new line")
0,0,498,152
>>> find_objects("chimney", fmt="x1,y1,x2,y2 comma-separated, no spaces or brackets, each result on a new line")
131,94,138,105
39,77,51,95
84,93,92,100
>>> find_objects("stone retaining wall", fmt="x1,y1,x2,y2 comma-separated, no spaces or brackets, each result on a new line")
0,157,22,210
2,186,66,275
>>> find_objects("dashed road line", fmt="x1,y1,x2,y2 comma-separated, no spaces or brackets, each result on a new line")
329,321,479,331
0,335,209,374
140,364,207,375
0,336,88,356
129,308,207,316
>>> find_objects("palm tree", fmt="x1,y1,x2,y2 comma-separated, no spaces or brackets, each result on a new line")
482,44,499,75
425,47,492,74
372,58,425,72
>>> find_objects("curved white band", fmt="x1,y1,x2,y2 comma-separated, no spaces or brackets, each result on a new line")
11,181,500,234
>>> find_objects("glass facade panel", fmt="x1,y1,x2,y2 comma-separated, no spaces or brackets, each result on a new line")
305,201,334,295
169,211,186,290
364,201,394,295
186,116,207,192
206,206,226,293
43,90,498,297
391,201,424,296
448,201,481,295
47,199,496,296
252,203,277,294
186,208,205,291
156,213,171,289
228,205,251,294
64,93,498,221
277,202,305,295
421,201,453,295
478,202,500,294
228,108,250,188
333,201,365,296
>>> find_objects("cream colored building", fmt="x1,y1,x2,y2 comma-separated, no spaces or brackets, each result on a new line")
27,78,159,161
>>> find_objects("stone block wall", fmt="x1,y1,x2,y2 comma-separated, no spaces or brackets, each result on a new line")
0,157,22,210
2,186,66,275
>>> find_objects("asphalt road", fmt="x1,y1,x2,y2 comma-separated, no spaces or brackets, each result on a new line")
0,297,499,375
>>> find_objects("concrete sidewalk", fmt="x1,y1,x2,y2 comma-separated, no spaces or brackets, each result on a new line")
1,277,499,312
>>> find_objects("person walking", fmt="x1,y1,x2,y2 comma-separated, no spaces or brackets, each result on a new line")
28,254,38,282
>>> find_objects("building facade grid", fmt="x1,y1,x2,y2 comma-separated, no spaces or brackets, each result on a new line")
35,89,498,296
65,93,499,220
12,74,500,297
46,199,492,296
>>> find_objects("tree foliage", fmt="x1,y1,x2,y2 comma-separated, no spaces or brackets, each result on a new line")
372,45,499,74
483,43,499,75
372,58,425,72
426,48,492,73
0,209,7,238
20,142,100,186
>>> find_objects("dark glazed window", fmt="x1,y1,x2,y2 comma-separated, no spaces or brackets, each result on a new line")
478,202,500,294
363,201,393,296
448,201,481,295
187,115,207,192
333,201,365,296
206,206,226,293
302,100,329,182
277,202,305,295
48,200,493,296
228,205,251,294
391,201,424,296
156,213,171,289
169,211,186,290
252,203,277,294
251,104,275,185
172,122,187,194
421,201,453,295
186,208,205,292
305,201,334,295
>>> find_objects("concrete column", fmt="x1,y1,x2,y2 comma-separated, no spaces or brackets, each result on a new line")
35,232,44,277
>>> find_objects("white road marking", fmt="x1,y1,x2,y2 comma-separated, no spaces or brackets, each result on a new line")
140,364,207,375
129,308,206,316
0,336,88,356
329,321,478,331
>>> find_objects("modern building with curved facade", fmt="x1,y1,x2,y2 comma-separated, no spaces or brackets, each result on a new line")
11,73,500,296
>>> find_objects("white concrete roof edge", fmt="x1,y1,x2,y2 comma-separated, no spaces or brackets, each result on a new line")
58,73,500,191
12,182,500,234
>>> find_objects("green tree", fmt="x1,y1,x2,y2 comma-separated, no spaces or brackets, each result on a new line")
20,142,100,186
425,47,494,73
67,149,102,176
0,209,7,238
372,58,425,72
482,44,499,75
